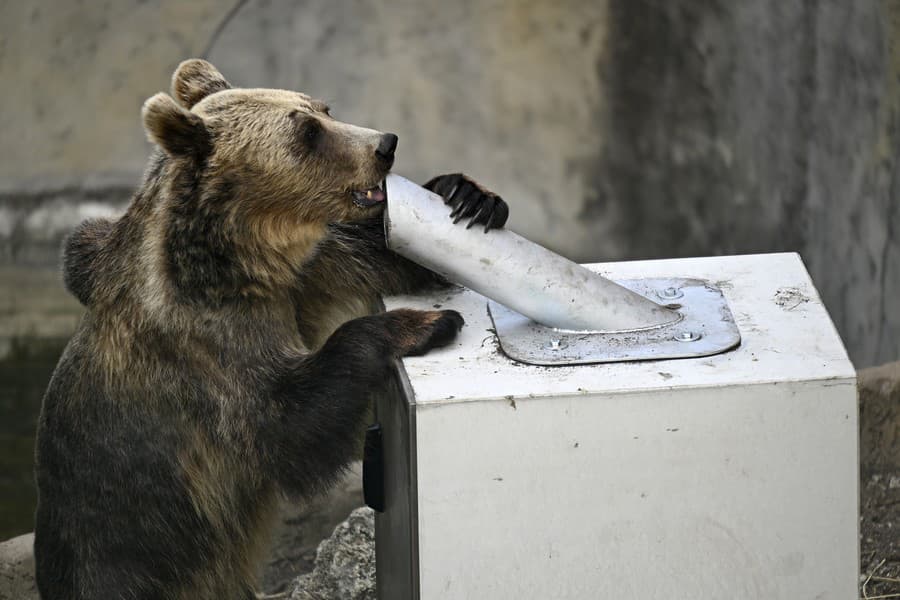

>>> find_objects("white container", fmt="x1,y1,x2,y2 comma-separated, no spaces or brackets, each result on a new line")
374,253,857,600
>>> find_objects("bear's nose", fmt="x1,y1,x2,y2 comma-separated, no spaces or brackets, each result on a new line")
376,133,398,160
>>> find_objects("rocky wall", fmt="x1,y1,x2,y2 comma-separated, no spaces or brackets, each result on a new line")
1,0,898,365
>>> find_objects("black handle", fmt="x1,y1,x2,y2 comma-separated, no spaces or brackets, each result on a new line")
363,423,385,512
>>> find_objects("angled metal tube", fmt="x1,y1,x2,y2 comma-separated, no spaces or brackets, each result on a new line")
383,174,678,332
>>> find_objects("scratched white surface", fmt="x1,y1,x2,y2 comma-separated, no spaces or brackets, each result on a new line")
386,252,856,406
382,252,858,600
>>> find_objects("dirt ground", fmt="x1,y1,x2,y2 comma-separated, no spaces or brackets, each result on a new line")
859,360,900,599
860,470,900,599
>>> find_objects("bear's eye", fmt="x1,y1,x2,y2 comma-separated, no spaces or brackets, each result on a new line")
291,116,323,153
301,119,322,144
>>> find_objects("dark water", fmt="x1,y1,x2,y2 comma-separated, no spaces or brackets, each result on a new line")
0,338,67,540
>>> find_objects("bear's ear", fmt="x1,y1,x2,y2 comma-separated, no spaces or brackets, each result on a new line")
62,218,114,307
171,59,231,109
142,92,212,158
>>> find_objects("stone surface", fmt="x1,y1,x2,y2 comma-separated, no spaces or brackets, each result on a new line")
0,268,84,348
0,190,128,268
290,508,375,600
262,463,365,595
859,360,900,473
0,533,38,600
1,1,899,366
594,1,900,369
0,465,364,599
0,0,231,192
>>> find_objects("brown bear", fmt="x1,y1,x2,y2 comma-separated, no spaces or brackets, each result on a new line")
33,59,508,600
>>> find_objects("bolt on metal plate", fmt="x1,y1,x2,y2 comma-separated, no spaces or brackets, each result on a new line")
546,338,568,351
658,286,684,301
674,331,702,342
488,277,741,366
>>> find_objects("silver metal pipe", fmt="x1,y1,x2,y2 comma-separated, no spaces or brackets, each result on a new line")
383,174,679,332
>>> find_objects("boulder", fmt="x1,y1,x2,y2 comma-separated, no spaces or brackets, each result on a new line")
290,508,375,600
0,533,38,600
261,463,364,594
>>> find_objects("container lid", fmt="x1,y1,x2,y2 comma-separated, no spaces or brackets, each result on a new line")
385,253,855,406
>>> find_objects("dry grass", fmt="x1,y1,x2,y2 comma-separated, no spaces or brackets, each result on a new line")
860,472,900,600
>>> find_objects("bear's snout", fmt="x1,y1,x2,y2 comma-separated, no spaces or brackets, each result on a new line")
376,133,398,163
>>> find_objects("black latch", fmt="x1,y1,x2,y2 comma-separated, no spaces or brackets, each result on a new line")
363,423,385,512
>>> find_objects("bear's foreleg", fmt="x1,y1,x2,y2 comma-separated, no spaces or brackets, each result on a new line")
261,308,463,497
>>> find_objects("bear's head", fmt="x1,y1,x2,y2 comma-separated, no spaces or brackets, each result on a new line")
64,60,400,310
133,59,398,302
144,59,395,221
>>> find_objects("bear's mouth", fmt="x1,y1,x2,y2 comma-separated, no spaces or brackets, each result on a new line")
351,182,386,208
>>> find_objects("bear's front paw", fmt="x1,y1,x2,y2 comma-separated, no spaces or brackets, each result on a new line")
384,309,465,357
408,309,465,356
423,173,509,232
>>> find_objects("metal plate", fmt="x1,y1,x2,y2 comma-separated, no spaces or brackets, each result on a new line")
488,277,741,366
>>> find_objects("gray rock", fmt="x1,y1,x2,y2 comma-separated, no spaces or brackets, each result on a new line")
261,463,364,595
290,508,375,600
0,533,38,600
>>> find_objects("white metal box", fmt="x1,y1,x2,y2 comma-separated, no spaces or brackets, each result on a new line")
374,253,857,599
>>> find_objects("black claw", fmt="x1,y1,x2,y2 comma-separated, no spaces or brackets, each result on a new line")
466,196,494,229
486,197,509,231
444,183,461,207
448,182,474,218
454,189,481,224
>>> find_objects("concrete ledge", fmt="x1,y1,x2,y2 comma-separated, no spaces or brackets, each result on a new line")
0,188,128,268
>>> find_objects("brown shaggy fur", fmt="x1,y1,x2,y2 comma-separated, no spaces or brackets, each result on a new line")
33,59,507,600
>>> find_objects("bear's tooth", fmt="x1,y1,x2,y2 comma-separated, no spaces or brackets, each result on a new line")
366,190,373,200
